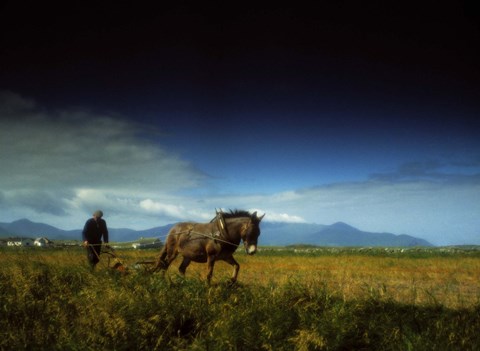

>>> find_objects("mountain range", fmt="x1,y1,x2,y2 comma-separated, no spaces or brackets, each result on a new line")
0,218,433,247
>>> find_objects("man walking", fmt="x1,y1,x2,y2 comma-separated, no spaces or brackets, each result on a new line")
82,210,109,270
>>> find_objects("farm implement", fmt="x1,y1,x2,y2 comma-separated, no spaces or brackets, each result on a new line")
91,245,157,274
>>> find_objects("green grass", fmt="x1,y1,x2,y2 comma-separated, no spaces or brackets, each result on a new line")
1,247,479,350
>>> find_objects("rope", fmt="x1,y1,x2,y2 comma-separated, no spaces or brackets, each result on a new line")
188,230,240,247
81,232,237,248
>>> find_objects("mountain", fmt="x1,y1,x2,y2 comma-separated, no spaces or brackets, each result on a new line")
0,219,71,239
0,219,174,242
0,226,10,236
306,222,432,247
260,221,433,247
0,219,433,247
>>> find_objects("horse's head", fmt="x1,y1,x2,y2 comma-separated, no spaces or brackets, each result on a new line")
241,211,265,255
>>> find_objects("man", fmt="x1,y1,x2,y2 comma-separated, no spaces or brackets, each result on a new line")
82,210,109,270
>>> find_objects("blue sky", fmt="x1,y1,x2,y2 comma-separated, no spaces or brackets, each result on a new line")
0,3,479,245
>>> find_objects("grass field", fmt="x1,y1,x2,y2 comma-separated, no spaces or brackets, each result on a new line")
1,246,479,350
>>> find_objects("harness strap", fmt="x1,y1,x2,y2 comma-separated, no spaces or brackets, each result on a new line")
179,212,238,247
173,228,238,247
189,230,239,247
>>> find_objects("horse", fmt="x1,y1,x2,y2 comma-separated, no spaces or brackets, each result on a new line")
152,210,264,283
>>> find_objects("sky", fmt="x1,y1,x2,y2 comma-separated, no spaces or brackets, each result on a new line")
1,2,479,245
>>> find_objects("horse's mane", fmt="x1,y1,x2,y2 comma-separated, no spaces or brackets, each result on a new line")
220,209,253,219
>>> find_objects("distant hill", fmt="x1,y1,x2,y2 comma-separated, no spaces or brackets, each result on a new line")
0,226,10,236
0,219,173,242
307,222,432,247
0,218,433,247
260,221,433,247
0,219,71,239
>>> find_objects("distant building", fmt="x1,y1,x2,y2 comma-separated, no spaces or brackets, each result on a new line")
34,237,53,247
132,238,162,249
7,237,34,247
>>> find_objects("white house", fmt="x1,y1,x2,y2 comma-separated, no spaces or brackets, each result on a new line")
34,237,53,247
7,238,35,247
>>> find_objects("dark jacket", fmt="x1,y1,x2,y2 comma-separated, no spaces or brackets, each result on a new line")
82,218,109,244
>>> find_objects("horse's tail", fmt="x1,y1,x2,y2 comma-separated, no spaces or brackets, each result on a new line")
151,224,187,273
151,245,169,272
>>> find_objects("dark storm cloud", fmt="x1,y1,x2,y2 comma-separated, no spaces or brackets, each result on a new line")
8,190,69,216
0,92,210,223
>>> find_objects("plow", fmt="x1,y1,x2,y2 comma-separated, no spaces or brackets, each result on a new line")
95,245,157,274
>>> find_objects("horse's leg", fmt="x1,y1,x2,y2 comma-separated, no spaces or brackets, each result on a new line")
178,257,191,276
224,256,240,283
206,255,216,284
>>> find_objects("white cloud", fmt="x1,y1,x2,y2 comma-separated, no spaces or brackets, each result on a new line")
139,199,213,221
254,210,305,223
140,199,184,217
1,92,205,191
0,92,208,227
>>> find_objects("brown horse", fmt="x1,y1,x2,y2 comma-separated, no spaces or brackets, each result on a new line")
152,210,264,283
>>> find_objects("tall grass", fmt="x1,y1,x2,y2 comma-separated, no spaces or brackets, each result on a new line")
1,247,479,350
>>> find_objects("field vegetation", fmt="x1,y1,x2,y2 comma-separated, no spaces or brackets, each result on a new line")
1,246,479,350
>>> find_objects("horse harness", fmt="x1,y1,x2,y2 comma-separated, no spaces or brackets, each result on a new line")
178,212,240,247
